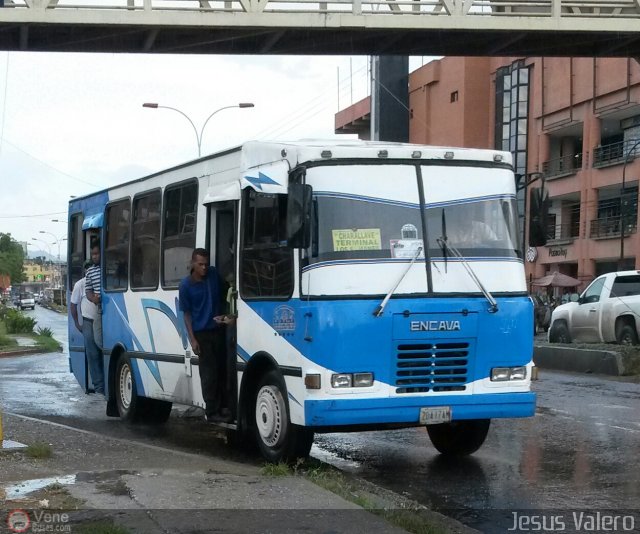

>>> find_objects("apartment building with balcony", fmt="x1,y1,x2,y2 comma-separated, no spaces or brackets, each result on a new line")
335,56,640,288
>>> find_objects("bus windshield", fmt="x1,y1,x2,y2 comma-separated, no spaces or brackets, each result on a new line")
307,193,520,265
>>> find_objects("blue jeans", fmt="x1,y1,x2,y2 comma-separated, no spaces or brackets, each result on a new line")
83,318,104,394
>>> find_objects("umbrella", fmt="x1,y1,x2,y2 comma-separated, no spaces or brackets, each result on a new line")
531,271,582,288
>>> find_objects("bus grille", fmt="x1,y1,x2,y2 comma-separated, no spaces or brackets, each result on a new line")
395,342,469,394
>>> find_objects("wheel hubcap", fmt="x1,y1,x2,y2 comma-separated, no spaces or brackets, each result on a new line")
119,363,132,410
256,385,283,447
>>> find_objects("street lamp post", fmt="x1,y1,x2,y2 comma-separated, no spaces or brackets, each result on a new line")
619,138,640,271
142,102,255,157
39,231,66,305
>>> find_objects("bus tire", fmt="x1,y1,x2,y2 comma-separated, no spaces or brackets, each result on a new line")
426,419,490,456
254,370,313,463
115,354,143,422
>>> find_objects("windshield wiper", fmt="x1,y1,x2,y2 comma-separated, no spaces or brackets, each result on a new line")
436,237,498,313
373,246,423,317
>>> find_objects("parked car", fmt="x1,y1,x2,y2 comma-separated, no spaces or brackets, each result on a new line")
549,270,640,345
19,293,35,310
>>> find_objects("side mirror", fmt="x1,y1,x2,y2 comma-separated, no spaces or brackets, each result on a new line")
528,187,549,247
286,183,312,249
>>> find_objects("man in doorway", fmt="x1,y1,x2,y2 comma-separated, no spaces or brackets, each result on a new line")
69,260,92,333
179,248,230,423
85,242,103,348
83,245,104,395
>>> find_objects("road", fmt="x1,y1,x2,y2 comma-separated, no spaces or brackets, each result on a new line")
2,306,640,532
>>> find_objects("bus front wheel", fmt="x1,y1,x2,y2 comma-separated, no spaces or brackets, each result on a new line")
426,419,490,456
115,354,143,422
254,370,314,463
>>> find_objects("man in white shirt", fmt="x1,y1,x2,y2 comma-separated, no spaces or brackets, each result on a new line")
70,261,92,332
70,259,103,394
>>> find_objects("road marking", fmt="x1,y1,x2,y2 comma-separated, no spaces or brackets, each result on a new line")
594,422,640,434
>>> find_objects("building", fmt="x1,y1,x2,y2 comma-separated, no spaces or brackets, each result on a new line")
22,259,55,284
335,57,640,288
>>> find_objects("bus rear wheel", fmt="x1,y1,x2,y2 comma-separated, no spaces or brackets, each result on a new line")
254,370,314,463
426,419,490,456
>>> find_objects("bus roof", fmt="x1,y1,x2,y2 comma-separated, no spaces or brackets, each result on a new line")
69,140,513,204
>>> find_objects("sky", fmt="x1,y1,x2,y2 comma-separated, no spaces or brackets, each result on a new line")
0,52,406,260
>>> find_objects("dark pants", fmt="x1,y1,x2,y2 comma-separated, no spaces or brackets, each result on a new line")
194,328,226,417
82,318,104,394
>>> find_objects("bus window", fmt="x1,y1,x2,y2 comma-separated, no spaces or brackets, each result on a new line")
240,189,293,299
131,190,161,290
69,213,84,288
162,180,198,287
104,199,130,291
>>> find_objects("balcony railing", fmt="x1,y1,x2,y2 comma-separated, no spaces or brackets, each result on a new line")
542,153,582,179
547,221,580,241
593,139,640,168
589,215,638,238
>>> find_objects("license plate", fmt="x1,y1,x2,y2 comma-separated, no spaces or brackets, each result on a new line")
419,406,451,425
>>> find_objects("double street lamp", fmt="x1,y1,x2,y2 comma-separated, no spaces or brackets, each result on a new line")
142,102,255,157
619,139,640,271
39,230,66,262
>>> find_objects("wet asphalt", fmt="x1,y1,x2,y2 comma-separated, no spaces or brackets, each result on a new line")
2,306,639,533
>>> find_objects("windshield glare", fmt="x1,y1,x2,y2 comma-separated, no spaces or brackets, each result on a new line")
306,195,520,265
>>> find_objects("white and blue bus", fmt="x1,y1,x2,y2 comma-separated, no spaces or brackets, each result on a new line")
67,140,536,462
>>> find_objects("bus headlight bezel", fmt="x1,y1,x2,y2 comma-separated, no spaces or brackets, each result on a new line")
491,366,527,382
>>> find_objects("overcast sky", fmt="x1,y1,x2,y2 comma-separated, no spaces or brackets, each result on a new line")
0,52,399,260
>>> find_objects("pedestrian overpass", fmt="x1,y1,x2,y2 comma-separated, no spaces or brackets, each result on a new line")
0,0,639,56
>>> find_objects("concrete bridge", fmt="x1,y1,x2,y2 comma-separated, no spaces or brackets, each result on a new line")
0,0,639,56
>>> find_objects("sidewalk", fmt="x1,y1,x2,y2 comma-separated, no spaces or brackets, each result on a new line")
1,413,455,534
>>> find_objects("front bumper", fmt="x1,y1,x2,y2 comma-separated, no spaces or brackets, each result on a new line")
305,392,536,427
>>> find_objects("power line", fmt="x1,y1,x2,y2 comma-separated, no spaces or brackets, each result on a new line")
0,210,66,219
1,138,102,188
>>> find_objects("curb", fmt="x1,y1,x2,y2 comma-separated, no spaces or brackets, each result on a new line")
0,348,50,358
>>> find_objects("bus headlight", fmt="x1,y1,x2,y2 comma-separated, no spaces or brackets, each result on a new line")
331,373,375,388
353,372,374,387
491,366,527,381
331,374,352,388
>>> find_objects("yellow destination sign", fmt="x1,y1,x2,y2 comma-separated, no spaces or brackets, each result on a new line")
332,229,382,251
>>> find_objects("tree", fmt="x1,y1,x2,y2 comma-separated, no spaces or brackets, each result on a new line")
0,233,27,284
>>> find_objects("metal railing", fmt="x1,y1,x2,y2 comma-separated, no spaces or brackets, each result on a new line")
542,153,582,179
2,0,640,19
589,215,637,238
593,139,640,168
547,221,580,241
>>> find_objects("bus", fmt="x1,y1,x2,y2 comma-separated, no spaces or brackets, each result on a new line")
67,140,536,462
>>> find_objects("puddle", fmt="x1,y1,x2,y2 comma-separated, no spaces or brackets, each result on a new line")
4,474,76,499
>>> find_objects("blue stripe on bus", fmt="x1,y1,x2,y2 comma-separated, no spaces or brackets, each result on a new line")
305,392,536,427
245,296,534,389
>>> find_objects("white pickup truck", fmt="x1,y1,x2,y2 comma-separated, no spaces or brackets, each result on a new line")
549,270,640,345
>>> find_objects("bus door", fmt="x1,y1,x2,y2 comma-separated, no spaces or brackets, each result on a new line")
205,186,239,418
68,211,102,393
